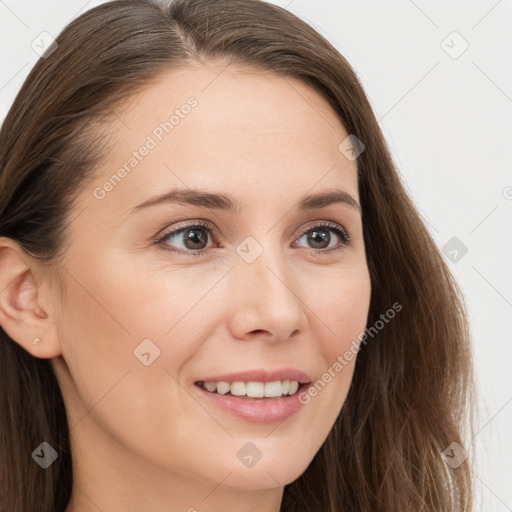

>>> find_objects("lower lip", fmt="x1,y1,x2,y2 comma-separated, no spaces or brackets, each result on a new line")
194,384,310,424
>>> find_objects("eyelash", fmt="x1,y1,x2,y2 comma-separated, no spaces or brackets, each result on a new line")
154,220,351,257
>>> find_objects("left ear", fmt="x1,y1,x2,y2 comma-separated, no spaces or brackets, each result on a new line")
0,236,62,359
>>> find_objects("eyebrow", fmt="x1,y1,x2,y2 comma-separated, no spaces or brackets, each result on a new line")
127,187,361,216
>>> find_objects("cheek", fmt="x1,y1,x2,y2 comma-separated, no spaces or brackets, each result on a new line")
55,270,213,476
295,267,371,436
314,267,372,361
60,245,212,354
54,252,197,431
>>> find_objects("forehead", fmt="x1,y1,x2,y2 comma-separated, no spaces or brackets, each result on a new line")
112,61,345,131
81,62,359,218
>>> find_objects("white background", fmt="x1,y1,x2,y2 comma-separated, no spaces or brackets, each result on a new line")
1,0,511,509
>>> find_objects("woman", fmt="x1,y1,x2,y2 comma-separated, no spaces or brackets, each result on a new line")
0,0,476,510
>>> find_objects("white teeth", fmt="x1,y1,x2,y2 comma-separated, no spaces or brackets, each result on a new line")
204,382,217,392
288,381,299,395
199,379,303,397
264,381,283,397
230,382,246,396
246,382,264,397
216,381,230,395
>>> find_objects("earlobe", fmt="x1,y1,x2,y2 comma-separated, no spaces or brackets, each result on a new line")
0,237,62,359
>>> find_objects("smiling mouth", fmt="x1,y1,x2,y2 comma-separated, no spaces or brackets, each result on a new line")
194,380,309,400
193,379,312,424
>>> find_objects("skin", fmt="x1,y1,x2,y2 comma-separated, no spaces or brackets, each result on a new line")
0,62,371,512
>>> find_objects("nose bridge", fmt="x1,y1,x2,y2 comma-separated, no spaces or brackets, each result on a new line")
229,237,307,339
242,247,291,302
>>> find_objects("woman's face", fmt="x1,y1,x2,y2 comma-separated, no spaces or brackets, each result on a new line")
50,62,371,494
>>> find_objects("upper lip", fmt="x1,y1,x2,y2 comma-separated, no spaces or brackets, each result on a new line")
195,368,312,384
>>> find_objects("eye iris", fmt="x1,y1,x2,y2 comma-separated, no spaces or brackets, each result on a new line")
308,228,330,249
184,227,208,250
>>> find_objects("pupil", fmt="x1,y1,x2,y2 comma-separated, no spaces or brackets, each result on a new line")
185,228,207,249
308,228,329,248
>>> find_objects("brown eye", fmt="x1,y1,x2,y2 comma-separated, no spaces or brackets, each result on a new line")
175,227,209,250
294,222,350,255
156,220,216,255
155,220,350,257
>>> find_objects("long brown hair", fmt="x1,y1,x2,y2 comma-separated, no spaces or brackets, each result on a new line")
0,0,476,510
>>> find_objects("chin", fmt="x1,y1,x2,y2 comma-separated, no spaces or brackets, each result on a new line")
218,458,311,490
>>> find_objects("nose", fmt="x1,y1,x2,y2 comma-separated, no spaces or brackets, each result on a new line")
227,248,309,343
